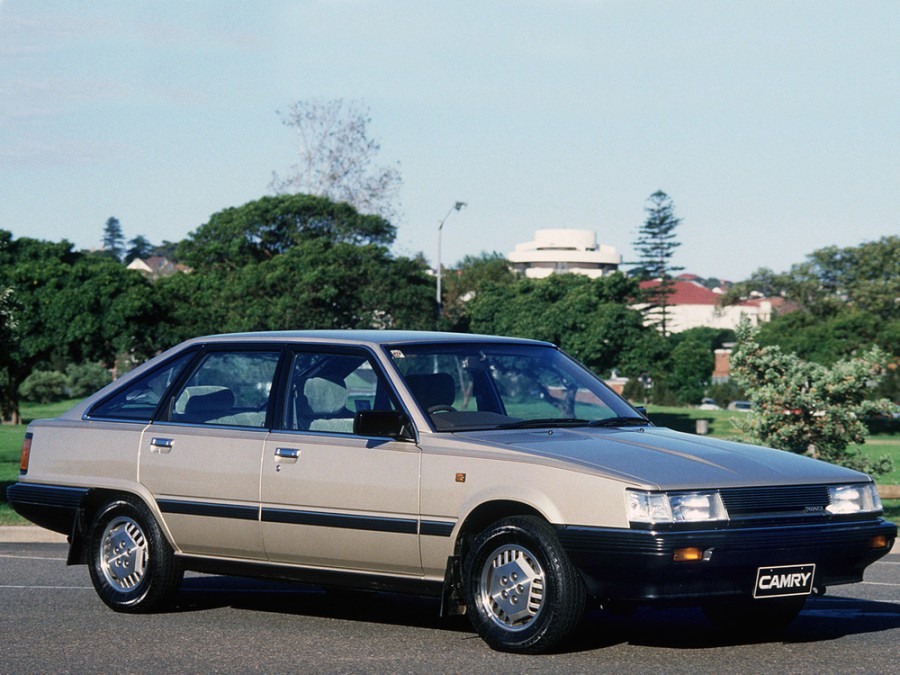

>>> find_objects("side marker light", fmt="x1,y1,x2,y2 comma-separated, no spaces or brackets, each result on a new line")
673,547,704,562
20,433,32,474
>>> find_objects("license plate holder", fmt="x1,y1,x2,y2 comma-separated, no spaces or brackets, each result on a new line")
754,564,815,598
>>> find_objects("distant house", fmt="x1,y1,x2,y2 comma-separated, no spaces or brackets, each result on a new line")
126,256,190,280
634,279,796,333
508,229,621,279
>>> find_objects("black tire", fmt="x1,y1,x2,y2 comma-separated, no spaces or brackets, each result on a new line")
462,515,586,653
87,496,183,613
702,596,806,635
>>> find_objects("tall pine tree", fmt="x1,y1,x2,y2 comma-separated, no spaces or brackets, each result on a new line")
633,190,683,334
102,217,125,261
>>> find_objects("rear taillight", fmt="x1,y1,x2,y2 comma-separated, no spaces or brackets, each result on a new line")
19,432,32,474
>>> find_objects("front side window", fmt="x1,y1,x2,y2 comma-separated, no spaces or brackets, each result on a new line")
388,343,640,431
281,350,397,434
88,350,196,422
166,350,280,427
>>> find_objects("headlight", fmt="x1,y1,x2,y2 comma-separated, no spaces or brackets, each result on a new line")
827,483,882,514
626,489,728,525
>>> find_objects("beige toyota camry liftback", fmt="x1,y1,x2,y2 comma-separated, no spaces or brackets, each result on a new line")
8,331,896,653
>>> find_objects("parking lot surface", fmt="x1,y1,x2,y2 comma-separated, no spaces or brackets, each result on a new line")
1,541,897,672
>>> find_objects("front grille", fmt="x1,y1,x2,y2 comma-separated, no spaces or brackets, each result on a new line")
720,485,831,520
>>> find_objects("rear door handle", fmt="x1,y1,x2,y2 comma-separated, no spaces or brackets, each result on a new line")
274,447,300,460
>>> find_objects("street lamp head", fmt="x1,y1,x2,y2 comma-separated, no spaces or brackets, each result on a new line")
453,201,467,211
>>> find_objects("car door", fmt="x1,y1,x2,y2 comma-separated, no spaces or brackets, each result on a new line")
139,347,281,559
260,348,422,575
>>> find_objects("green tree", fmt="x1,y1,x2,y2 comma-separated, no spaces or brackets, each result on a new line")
615,329,671,386
662,326,734,405
178,194,396,270
125,235,153,263
467,273,651,376
224,241,432,332
440,252,516,331
0,287,15,359
756,308,889,364
157,196,434,342
667,334,715,405
804,237,900,320
160,242,434,341
724,237,900,402
633,190,684,334
102,217,125,261
730,322,895,475
0,231,160,423
726,236,900,321
151,240,180,261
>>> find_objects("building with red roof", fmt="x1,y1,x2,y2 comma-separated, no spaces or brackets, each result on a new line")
634,279,796,333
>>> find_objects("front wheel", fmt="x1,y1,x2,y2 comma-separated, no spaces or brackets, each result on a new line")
462,516,586,653
87,496,183,613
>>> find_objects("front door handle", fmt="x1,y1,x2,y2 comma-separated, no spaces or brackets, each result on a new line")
150,437,174,454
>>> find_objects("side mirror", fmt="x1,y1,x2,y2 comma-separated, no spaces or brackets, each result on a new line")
634,406,648,418
354,410,411,439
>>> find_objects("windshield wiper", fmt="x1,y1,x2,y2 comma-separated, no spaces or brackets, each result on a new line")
588,416,651,427
496,418,591,430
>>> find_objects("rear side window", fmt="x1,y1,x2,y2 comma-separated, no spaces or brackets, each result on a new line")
166,350,280,428
88,351,196,422
281,350,397,434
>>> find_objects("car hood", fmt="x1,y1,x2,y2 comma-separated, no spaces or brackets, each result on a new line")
458,426,868,490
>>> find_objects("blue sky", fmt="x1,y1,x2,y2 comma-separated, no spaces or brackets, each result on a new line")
1,0,897,280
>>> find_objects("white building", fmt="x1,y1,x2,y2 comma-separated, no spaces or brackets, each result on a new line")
508,229,621,279
635,279,796,333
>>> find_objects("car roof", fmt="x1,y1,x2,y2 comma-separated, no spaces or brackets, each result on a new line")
188,330,552,349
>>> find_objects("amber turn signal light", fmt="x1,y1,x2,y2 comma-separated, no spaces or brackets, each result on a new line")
673,547,704,562
869,535,890,549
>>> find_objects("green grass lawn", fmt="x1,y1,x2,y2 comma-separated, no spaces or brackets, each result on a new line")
2,400,898,525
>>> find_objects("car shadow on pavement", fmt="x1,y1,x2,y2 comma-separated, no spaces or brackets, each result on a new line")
565,596,900,652
171,576,900,652
172,575,471,633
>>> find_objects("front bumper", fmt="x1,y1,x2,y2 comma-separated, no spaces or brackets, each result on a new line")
556,518,896,604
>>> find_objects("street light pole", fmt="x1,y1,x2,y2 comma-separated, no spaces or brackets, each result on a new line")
436,201,466,321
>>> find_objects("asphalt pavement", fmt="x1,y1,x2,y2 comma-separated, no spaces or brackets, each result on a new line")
1,540,898,673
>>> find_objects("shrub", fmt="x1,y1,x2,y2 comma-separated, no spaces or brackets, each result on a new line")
731,321,896,476
19,370,68,404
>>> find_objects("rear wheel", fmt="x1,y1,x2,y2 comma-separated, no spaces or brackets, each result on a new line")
87,496,183,613
462,516,585,653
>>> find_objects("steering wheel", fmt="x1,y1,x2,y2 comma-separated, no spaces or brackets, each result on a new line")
428,404,456,414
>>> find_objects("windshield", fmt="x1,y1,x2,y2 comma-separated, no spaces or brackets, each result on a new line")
386,342,644,431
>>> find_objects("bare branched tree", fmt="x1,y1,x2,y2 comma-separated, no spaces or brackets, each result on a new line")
270,99,402,221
